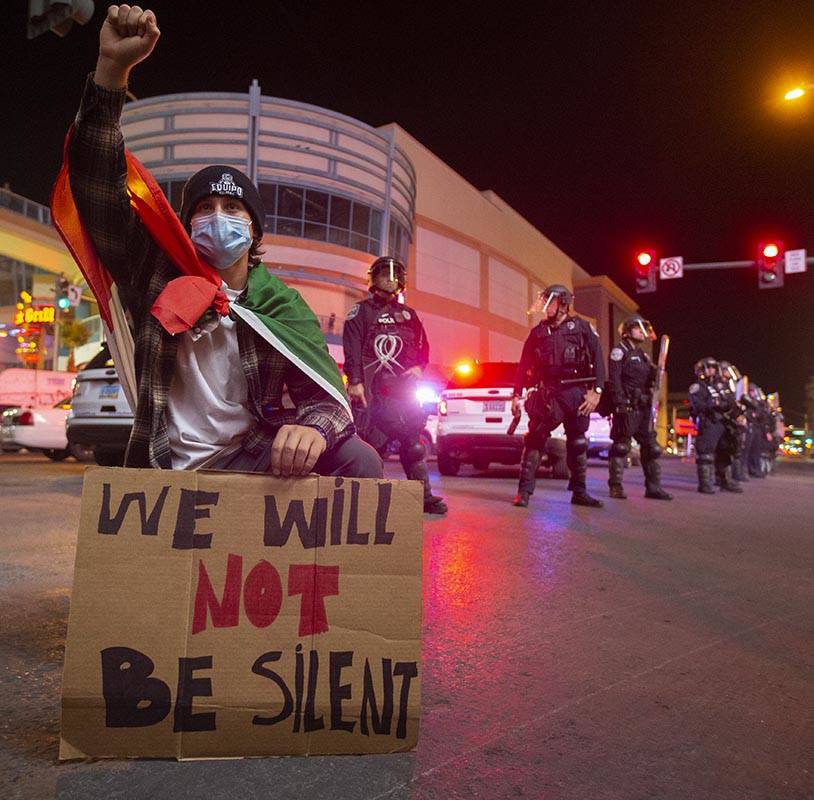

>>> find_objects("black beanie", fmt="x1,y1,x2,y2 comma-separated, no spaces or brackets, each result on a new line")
180,165,265,235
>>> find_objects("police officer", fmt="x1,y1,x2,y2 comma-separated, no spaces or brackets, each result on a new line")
688,357,743,494
745,384,769,478
343,256,447,514
717,361,748,483
607,315,672,500
512,284,605,508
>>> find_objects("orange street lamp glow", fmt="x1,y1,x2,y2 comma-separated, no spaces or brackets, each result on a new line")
784,87,806,101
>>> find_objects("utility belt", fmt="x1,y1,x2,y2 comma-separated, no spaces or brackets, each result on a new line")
524,375,595,418
623,388,652,409
370,369,418,399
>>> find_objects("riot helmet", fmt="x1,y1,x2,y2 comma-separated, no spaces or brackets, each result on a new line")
694,356,718,381
529,284,574,316
718,360,742,395
718,360,741,383
368,256,406,297
618,314,656,341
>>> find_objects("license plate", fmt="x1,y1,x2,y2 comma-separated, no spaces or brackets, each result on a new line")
99,385,119,399
482,400,505,412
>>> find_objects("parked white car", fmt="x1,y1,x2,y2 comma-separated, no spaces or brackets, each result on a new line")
67,344,134,466
6,399,93,461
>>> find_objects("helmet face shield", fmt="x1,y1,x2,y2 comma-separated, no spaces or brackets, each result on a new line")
369,257,406,292
694,356,718,378
618,315,655,340
528,284,573,316
720,363,741,383
637,319,657,341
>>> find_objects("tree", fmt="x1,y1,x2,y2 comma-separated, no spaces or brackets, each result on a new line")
59,319,90,372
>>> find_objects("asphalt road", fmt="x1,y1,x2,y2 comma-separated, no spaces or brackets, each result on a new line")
1,453,812,800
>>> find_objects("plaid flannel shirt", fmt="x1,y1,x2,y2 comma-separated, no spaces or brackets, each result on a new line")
69,75,353,469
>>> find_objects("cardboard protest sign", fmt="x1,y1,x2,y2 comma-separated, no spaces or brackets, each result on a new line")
60,467,423,760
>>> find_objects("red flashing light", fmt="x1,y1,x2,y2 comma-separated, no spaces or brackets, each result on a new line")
636,251,653,267
17,411,34,425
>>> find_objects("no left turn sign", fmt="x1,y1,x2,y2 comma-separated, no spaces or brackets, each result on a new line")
659,256,684,280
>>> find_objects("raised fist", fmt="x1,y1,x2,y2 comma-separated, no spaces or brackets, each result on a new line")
98,5,160,75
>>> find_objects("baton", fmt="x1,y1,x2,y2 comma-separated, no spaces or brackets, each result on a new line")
559,375,597,386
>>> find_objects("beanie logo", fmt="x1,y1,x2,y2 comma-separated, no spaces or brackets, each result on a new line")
209,172,244,198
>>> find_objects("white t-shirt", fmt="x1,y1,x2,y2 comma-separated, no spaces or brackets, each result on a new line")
167,284,254,470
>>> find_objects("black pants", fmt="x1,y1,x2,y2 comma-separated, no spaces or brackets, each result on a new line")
609,405,662,492
518,386,590,495
210,433,383,478
364,394,436,502
695,418,737,482
748,425,768,476
695,418,726,458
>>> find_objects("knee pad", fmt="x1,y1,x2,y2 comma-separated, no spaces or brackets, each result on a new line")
610,441,630,458
568,435,588,455
401,441,426,465
642,442,662,461
696,452,714,465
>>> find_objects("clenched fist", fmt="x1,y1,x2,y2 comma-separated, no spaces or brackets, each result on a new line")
95,5,160,89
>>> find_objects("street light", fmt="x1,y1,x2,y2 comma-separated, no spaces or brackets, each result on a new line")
783,84,814,101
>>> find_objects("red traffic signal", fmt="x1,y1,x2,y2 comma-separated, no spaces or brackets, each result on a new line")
636,250,653,268
757,241,784,289
634,249,657,294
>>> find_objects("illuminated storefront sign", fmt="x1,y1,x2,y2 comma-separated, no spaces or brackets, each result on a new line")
13,305,56,325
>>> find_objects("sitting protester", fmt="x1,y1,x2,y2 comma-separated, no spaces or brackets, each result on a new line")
53,4,381,479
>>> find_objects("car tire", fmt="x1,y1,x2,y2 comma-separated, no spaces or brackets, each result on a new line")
93,447,125,467
437,452,461,476
551,457,570,480
44,448,70,462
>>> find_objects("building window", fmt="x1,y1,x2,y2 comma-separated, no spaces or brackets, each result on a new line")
258,181,404,257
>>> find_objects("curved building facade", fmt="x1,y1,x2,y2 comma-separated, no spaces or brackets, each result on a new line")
121,82,636,372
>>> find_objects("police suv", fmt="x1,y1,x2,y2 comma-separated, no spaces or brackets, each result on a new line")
435,362,569,478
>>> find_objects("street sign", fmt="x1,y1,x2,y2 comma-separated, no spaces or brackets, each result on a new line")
659,256,684,280
674,418,698,436
67,285,82,307
784,249,807,274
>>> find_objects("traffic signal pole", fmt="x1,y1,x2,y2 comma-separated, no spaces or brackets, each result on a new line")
681,257,814,270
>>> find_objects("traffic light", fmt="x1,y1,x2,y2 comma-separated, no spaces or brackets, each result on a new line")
634,249,657,294
56,274,70,310
757,241,784,289
27,0,94,39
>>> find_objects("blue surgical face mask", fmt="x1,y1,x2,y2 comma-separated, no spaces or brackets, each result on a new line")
190,211,253,270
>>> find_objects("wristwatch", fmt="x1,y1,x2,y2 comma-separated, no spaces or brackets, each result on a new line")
593,385,603,394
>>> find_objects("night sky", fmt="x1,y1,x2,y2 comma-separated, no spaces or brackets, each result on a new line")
3,1,813,421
